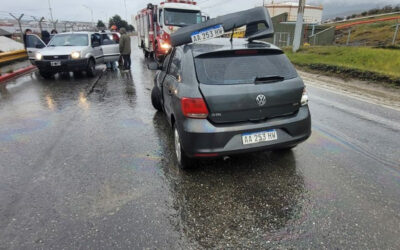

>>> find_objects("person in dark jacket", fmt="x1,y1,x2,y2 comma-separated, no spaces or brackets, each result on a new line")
23,29,32,48
41,30,51,44
119,28,131,71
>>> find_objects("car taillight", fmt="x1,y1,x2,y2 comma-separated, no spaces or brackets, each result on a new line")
181,97,209,119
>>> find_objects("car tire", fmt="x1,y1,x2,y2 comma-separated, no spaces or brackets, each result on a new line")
73,71,83,77
86,59,96,77
173,125,193,169
151,87,163,112
39,71,54,79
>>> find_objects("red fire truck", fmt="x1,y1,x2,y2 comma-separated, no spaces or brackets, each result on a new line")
135,1,203,62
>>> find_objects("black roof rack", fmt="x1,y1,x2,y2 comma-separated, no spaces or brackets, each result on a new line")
170,7,274,47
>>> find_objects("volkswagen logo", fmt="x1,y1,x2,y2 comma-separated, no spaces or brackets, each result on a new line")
256,94,266,106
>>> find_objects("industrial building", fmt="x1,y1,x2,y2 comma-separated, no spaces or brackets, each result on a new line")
265,1,323,24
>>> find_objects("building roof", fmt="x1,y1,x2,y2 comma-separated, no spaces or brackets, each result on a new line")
0,27,11,36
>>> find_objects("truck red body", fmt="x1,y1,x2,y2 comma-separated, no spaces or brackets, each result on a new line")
135,0,203,62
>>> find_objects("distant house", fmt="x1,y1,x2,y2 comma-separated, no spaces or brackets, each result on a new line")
0,28,12,38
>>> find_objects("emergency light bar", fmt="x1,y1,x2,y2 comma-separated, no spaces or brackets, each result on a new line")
170,7,274,47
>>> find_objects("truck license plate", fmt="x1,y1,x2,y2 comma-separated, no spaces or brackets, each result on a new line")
51,61,61,66
191,25,224,43
242,130,278,145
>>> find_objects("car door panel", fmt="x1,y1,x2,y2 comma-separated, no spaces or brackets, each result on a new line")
26,34,46,60
100,34,120,63
91,33,104,64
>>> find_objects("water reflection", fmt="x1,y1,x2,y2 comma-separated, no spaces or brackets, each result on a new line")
152,113,306,248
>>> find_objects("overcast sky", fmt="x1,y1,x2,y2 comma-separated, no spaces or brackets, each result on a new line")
1,0,399,23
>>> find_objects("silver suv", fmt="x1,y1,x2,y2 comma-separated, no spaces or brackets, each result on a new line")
26,32,120,78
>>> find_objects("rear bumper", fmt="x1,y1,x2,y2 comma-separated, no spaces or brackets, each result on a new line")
179,106,311,158
35,59,88,73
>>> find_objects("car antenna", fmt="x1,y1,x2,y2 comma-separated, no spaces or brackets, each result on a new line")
230,24,236,45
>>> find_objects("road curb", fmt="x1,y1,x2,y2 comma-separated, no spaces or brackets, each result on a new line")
0,65,37,84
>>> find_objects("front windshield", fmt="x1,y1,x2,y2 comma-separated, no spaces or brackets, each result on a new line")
48,34,89,47
164,8,202,27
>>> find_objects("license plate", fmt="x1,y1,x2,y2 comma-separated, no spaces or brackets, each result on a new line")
50,61,61,66
191,24,224,43
242,130,278,145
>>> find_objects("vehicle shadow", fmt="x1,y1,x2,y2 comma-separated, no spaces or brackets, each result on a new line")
152,112,307,248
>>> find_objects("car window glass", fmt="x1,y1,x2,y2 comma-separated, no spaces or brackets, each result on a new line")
195,53,298,84
48,34,88,47
169,49,182,79
101,33,116,45
26,35,45,48
91,34,101,46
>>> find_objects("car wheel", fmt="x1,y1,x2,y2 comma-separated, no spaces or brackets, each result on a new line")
39,71,54,79
86,59,96,77
174,125,193,169
73,71,83,77
151,87,163,112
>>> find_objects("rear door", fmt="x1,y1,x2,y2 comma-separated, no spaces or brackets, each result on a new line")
195,49,303,124
26,34,46,60
100,33,120,63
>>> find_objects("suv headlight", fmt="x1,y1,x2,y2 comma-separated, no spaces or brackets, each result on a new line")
71,51,81,59
301,88,309,106
35,53,42,60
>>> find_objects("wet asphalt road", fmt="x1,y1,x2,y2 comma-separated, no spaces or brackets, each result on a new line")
0,39,399,249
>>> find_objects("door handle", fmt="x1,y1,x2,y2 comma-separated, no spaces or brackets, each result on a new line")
168,89,173,95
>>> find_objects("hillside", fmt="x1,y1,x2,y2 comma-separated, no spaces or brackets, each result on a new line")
332,15,400,46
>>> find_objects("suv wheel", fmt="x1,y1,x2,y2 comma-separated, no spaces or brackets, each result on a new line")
174,125,193,169
39,71,54,79
151,87,163,112
86,59,96,77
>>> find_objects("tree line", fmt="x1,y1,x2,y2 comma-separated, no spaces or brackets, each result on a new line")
334,4,400,22
97,15,135,31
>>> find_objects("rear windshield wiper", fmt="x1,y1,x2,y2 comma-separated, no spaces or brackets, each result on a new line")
254,75,285,84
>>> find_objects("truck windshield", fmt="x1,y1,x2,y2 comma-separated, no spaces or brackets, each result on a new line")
48,34,89,47
164,8,202,27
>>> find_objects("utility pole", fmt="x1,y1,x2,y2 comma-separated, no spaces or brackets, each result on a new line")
48,0,54,23
124,0,128,23
32,16,45,34
83,5,94,30
292,0,305,52
9,13,24,40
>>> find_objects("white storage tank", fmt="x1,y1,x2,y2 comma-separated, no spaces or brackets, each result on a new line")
266,1,323,24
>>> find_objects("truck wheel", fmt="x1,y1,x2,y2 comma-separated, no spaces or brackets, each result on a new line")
86,59,96,77
151,87,163,112
39,71,54,79
174,125,193,170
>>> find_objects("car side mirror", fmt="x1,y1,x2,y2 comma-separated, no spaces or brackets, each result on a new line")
148,62,160,70
92,41,100,47
36,44,45,49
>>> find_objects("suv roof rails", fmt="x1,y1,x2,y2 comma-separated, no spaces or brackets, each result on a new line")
170,7,274,47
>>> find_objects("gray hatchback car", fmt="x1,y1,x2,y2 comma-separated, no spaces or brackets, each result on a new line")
149,38,311,168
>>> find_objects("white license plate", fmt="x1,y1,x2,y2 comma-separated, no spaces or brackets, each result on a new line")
50,61,61,66
191,25,224,43
242,130,278,145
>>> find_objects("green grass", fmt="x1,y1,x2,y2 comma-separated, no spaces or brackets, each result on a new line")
284,46,400,85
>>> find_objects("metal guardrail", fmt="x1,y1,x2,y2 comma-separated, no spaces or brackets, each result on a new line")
0,50,28,64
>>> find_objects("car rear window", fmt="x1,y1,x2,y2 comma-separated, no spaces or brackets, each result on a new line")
194,51,298,84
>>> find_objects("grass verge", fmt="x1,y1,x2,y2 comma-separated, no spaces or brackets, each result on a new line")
284,46,400,86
